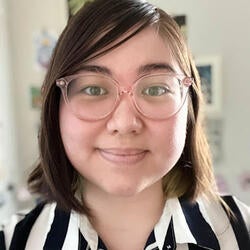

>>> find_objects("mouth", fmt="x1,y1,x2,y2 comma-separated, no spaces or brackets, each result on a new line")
97,148,149,165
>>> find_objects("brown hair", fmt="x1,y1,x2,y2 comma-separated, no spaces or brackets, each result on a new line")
28,0,218,214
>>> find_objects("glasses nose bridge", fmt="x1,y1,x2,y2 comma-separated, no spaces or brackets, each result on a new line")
115,86,136,112
118,86,134,97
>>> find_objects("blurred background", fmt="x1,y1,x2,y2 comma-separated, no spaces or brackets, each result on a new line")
0,0,250,220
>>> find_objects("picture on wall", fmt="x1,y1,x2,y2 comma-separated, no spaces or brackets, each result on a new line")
205,117,223,163
173,15,187,39
195,56,222,114
30,86,42,109
33,29,57,71
68,0,89,16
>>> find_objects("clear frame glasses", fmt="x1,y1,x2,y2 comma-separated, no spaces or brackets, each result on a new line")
56,73,193,120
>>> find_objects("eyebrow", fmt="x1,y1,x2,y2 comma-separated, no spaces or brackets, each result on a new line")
78,65,112,75
138,63,176,75
78,62,176,76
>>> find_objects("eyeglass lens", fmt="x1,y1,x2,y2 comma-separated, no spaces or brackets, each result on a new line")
60,74,190,120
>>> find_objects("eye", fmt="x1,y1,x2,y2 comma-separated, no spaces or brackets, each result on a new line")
142,85,170,96
82,86,108,96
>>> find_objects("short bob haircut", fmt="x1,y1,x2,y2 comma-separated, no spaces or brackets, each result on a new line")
28,0,217,214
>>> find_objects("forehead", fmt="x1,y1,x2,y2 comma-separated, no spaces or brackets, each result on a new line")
84,27,181,78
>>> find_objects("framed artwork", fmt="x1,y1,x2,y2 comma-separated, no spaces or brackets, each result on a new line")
33,29,57,71
68,0,88,16
205,117,223,163
30,86,42,109
195,56,222,114
173,15,187,39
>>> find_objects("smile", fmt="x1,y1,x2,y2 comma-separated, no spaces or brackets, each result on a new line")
97,148,149,165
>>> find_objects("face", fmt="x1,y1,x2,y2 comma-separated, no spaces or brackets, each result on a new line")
59,27,188,197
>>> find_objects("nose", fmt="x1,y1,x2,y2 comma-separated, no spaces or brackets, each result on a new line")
106,95,143,135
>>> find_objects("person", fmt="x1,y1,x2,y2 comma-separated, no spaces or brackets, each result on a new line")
1,0,250,249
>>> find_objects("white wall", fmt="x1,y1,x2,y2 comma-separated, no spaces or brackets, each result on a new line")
149,0,250,204
3,0,68,210
0,0,19,220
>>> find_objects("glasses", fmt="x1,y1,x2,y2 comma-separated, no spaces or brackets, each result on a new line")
56,73,193,120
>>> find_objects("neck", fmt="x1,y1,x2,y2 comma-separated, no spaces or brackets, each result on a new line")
83,181,165,250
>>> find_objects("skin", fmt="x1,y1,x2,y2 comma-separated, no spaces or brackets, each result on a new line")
59,27,188,249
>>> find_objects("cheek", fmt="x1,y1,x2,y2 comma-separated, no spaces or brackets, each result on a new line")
59,102,96,161
153,103,188,165
171,109,188,148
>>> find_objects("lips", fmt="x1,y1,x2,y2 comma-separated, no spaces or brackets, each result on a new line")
97,148,148,165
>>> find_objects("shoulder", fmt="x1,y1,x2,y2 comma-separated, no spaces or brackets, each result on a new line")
197,195,250,226
198,195,250,242
0,202,75,250
161,196,249,249
177,195,250,248
223,195,250,233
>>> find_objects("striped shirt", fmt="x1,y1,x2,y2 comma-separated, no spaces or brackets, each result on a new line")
0,195,249,250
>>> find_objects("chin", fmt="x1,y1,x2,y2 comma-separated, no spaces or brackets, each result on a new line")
104,182,145,197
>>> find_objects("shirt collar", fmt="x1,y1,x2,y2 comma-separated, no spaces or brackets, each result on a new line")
79,214,99,250
154,197,220,250
155,197,196,248
78,197,220,250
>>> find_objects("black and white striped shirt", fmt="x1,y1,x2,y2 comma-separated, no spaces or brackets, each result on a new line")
1,195,249,250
